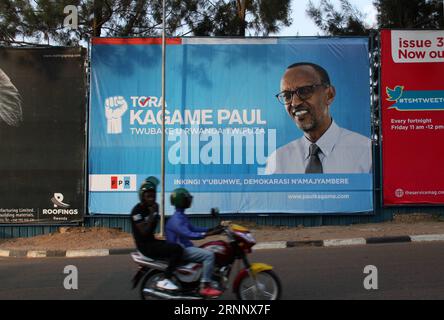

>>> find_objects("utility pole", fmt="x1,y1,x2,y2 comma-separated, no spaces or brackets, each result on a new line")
160,0,167,238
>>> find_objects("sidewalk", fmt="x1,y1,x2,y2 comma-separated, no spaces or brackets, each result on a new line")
1,214,443,257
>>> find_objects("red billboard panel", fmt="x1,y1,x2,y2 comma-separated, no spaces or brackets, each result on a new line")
381,30,444,205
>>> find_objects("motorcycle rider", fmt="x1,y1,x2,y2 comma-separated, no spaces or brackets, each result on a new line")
130,177,184,291
166,188,224,298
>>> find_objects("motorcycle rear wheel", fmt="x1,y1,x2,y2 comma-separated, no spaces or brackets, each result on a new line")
140,271,165,300
236,270,282,300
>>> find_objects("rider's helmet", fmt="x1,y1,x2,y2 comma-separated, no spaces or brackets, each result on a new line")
170,188,193,210
139,176,160,202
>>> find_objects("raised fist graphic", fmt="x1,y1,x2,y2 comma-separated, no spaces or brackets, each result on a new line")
105,96,128,134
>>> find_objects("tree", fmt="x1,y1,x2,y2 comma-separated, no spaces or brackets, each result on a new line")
306,0,371,36
375,0,444,29
307,0,444,37
0,0,80,45
183,0,292,37
0,0,292,46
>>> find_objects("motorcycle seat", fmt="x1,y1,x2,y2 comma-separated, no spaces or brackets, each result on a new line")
135,251,168,264
133,252,202,270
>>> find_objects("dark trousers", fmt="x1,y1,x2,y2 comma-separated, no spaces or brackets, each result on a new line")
139,240,183,279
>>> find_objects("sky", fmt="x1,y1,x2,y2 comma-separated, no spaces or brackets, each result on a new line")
278,0,378,36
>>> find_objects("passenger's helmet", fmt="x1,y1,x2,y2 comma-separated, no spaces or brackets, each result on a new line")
170,188,193,209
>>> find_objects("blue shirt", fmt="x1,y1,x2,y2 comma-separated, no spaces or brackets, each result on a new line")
165,210,209,248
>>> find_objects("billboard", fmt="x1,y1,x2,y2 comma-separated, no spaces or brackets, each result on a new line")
89,37,373,215
381,30,444,205
0,47,86,224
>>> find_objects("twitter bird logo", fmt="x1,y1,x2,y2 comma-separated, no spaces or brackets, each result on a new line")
386,86,404,102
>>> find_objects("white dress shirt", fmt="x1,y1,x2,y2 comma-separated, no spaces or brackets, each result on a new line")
265,121,372,174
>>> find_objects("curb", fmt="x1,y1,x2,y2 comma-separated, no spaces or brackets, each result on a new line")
1,234,444,258
0,248,134,259
285,233,444,249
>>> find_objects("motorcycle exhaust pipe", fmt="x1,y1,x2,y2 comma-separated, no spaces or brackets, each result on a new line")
142,288,203,300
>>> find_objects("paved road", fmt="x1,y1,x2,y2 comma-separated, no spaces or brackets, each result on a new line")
1,242,444,300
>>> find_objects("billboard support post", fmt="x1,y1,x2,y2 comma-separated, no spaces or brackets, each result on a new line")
160,0,167,237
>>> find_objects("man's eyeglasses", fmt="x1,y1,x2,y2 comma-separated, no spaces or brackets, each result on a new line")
275,84,329,105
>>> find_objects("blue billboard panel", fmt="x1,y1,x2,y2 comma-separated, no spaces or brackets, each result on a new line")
89,37,373,215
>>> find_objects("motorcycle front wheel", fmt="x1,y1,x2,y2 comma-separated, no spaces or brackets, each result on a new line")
236,270,282,300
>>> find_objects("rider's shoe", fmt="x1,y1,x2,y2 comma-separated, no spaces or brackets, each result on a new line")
211,281,222,290
156,279,179,291
199,285,223,298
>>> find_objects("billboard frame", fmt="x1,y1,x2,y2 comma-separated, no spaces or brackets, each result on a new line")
379,28,444,207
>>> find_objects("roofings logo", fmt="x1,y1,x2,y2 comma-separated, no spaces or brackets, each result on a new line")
43,193,79,219
51,193,70,208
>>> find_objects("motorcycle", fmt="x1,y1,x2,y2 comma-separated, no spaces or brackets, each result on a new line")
131,212,282,300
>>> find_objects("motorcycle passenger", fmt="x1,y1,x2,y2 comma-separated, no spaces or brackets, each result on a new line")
130,177,184,291
165,188,224,298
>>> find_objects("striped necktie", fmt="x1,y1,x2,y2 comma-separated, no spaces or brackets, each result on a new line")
305,144,323,174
